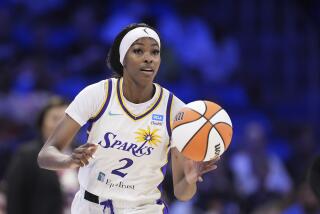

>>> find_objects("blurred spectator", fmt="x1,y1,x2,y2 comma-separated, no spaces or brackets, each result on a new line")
203,23,240,84
308,156,320,201
230,121,292,212
194,157,240,214
251,200,283,214
0,183,5,214
287,126,319,186
4,96,78,214
282,182,320,214
169,155,240,214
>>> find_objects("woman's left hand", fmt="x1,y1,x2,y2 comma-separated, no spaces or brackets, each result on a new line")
184,156,220,184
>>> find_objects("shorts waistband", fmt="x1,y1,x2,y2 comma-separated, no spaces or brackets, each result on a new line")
82,189,163,208
84,190,99,204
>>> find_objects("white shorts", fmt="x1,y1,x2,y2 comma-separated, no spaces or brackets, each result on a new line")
71,189,168,214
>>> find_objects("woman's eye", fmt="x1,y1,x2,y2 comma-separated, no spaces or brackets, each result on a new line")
152,50,160,55
133,49,143,54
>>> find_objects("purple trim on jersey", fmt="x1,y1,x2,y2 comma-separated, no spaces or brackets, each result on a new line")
156,164,167,199
86,79,112,138
166,93,173,140
156,199,169,214
156,154,170,213
86,122,93,139
157,142,171,208
116,78,163,120
89,79,113,123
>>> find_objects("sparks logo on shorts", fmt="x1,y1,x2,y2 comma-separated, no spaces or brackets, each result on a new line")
152,114,163,121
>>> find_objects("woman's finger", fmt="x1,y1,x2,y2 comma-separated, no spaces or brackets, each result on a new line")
200,165,217,175
206,156,220,164
74,154,89,166
80,157,89,166
74,146,97,158
81,153,91,161
73,147,90,154
205,162,218,168
87,146,98,155
73,153,90,163
71,158,82,167
82,143,97,148
86,144,98,152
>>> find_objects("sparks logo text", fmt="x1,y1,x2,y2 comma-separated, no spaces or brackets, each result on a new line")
98,132,154,157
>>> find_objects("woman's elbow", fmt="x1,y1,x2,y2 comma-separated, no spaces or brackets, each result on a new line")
37,150,43,168
37,149,45,168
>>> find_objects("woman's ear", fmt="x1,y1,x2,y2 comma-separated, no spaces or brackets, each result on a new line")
122,58,127,69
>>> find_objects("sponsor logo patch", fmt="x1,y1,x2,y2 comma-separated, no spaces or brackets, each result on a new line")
152,114,163,121
151,121,163,126
105,179,135,190
108,111,122,116
98,172,106,182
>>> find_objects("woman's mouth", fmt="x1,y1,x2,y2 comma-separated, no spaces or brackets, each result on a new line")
140,68,154,73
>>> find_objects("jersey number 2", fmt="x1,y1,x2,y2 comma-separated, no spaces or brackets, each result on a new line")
111,158,133,177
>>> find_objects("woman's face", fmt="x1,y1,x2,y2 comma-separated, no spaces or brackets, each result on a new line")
42,105,67,140
123,37,160,85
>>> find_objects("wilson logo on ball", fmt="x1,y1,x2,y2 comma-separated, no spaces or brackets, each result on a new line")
174,112,184,122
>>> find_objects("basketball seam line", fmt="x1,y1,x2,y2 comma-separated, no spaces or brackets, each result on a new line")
202,108,222,125
207,108,223,123
204,125,214,161
189,108,202,116
181,121,212,161
206,116,231,156
173,107,222,131
213,125,227,150
214,122,232,128
172,108,202,131
203,101,207,119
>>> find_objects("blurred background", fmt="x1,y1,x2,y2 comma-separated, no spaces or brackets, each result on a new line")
0,0,319,213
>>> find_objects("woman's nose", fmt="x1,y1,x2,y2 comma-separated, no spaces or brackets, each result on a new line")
144,53,153,63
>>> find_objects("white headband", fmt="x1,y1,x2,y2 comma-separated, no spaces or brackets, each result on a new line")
119,27,161,65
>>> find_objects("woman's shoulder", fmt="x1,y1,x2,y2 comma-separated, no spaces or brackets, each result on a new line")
80,78,116,95
85,79,108,89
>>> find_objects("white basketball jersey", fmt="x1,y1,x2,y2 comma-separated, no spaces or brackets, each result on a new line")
78,78,174,203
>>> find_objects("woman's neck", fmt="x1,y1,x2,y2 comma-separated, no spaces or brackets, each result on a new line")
122,77,155,104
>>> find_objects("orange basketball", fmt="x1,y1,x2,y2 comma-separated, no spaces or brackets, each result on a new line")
171,100,233,161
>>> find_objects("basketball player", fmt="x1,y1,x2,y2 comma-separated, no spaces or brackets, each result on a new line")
38,23,218,214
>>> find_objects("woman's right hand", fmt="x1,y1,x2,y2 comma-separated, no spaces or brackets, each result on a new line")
65,143,98,168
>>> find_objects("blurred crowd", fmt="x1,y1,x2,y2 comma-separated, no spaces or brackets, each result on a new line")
0,0,319,213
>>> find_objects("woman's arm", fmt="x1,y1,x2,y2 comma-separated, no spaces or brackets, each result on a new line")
171,147,197,201
171,147,219,201
38,114,97,170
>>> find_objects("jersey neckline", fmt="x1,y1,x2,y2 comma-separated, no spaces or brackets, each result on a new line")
116,78,163,120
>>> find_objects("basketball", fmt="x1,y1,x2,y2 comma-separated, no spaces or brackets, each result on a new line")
171,100,233,161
